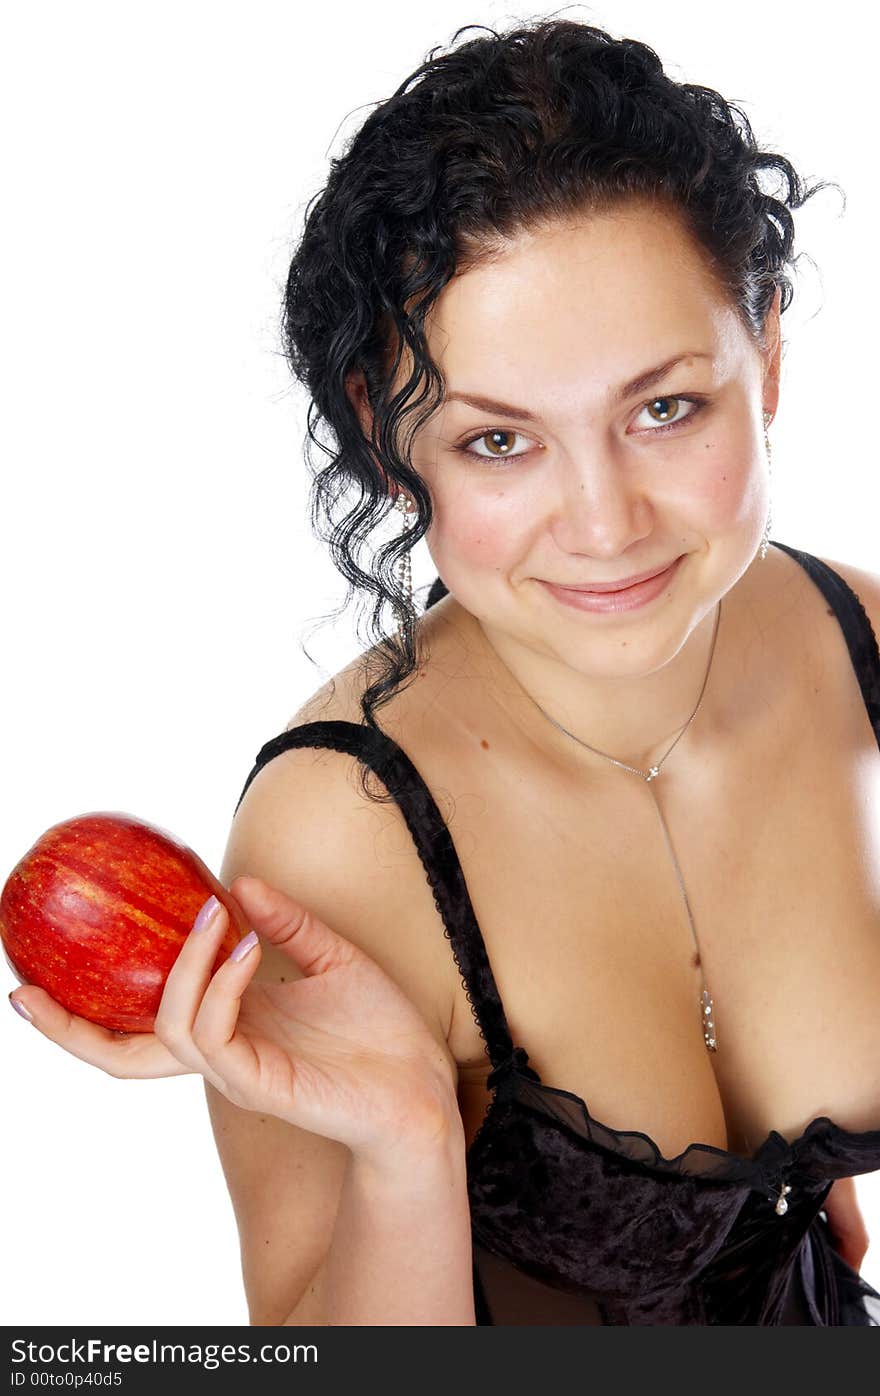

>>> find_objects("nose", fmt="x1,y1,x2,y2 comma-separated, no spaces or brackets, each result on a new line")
548,449,653,558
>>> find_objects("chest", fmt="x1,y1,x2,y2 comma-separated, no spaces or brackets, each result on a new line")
434,659,880,1164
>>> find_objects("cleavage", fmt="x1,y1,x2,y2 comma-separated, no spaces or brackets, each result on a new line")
450,716,880,1163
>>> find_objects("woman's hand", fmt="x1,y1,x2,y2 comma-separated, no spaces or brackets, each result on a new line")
7,875,461,1164
824,1176,870,1273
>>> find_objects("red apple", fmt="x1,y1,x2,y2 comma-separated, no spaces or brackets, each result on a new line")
0,812,247,1033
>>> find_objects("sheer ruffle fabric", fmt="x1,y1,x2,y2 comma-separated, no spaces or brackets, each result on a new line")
467,1061,880,1324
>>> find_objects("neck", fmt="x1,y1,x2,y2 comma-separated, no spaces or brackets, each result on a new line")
441,571,760,774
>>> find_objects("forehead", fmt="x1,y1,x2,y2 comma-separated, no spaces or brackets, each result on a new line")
425,203,741,374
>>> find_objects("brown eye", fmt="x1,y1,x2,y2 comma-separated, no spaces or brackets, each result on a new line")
460,429,531,461
634,395,707,435
646,396,683,424
478,431,518,455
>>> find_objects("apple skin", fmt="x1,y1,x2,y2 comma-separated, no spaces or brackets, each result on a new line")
0,812,248,1033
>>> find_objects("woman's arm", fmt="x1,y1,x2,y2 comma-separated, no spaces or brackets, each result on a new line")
283,1120,474,1325
208,739,475,1325
823,1176,870,1273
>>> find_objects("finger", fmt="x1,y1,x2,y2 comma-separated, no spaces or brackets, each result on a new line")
228,874,354,975
153,894,246,1075
189,929,267,1104
7,987,189,1080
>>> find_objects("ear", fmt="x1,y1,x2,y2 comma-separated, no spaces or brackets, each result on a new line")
761,286,782,419
344,368,373,438
344,369,397,500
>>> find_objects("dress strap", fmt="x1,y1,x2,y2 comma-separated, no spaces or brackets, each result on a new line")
233,718,536,1083
769,540,880,750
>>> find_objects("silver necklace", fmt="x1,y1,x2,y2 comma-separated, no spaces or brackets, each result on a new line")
531,600,723,1054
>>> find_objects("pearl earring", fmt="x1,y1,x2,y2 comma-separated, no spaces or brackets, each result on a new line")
761,410,773,561
394,491,416,640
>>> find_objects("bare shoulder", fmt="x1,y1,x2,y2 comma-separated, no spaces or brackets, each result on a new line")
283,651,373,729
283,600,465,734
206,645,464,1326
226,653,459,1059
814,553,880,638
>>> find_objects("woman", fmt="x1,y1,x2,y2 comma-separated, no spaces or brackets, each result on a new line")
10,17,879,1324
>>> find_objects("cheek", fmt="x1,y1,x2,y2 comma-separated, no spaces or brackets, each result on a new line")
426,488,525,572
683,439,760,529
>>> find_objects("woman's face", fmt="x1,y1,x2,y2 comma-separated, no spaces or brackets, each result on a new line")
380,201,779,682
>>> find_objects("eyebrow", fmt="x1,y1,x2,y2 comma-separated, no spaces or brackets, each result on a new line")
444,353,714,420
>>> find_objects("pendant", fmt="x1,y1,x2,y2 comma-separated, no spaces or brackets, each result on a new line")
645,765,660,781
701,987,717,1051
774,1183,792,1216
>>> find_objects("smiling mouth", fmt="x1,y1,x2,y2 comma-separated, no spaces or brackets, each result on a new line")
546,559,682,593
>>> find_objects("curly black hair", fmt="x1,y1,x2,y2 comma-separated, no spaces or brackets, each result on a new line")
282,11,837,802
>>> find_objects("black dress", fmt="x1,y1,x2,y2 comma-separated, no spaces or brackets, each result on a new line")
233,540,880,1325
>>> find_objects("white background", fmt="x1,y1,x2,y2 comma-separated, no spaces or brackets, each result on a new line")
2,0,878,1325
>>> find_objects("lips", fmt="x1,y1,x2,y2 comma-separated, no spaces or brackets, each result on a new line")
539,555,684,614
549,559,681,593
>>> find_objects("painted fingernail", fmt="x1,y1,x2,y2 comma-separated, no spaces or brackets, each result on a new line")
229,930,259,962
193,894,222,933
9,993,33,1023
